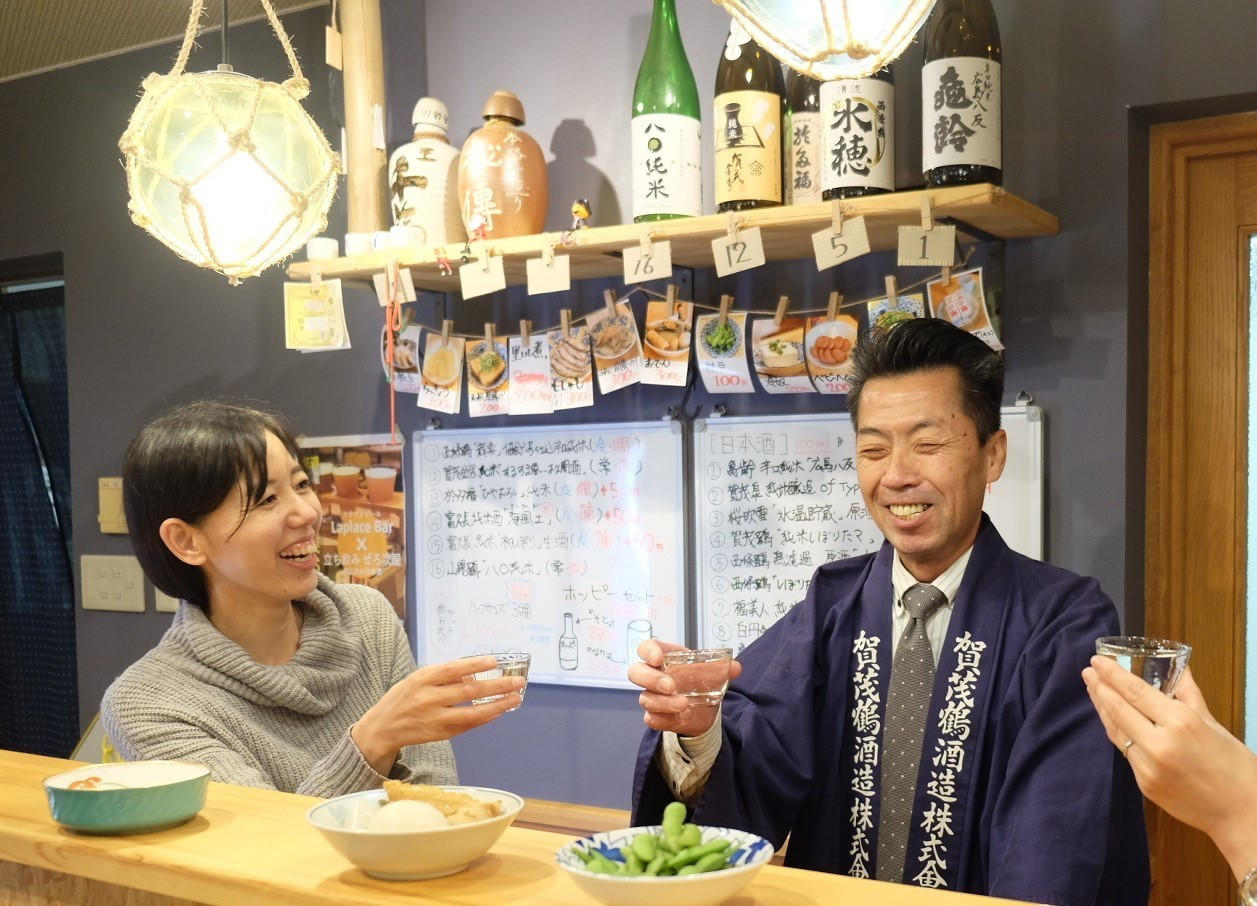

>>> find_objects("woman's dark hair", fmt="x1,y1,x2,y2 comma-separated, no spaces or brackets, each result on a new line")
848,318,1004,444
123,400,304,611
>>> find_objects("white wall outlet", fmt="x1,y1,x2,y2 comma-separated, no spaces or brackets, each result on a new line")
81,555,145,612
154,590,180,613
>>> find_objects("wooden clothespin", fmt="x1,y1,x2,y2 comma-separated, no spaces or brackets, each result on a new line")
484,322,495,348
520,319,532,344
941,265,952,285
885,275,899,307
774,295,790,328
827,291,842,322
560,309,572,339
480,247,491,273
543,240,556,268
639,227,653,258
604,288,618,316
726,212,740,243
718,294,733,327
442,319,453,341
666,284,679,308
831,199,845,236
310,266,322,291
921,195,934,232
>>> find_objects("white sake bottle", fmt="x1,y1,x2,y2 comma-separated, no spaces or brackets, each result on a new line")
387,97,462,248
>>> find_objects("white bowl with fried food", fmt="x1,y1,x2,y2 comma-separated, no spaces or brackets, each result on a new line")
306,783,524,880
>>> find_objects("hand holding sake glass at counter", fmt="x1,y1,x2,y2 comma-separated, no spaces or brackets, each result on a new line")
629,641,740,737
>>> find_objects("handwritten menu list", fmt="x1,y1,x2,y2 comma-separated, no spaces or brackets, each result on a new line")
695,415,881,654
694,410,1043,654
414,423,685,689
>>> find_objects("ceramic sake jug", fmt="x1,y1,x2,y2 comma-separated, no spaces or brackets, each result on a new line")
387,97,462,248
457,90,548,240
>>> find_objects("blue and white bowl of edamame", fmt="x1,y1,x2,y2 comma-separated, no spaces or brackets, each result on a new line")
556,824,774,906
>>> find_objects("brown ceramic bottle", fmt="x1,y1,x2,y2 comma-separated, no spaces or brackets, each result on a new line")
457,90,549,239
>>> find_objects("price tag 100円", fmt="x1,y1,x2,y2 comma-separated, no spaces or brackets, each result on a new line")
712,226,767,277
623,240,673,284
897,223,957,267
811,215,871,271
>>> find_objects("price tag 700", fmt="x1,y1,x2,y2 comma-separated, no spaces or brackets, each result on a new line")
811,215,871,271
712,226,766,277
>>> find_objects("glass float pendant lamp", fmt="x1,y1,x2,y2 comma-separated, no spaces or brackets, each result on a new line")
714,0,937,79
119,0,341,284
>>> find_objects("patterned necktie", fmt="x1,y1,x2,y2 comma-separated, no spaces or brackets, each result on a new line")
876,582,948,883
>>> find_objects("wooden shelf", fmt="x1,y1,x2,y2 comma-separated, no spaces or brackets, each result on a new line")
285,184,1058,293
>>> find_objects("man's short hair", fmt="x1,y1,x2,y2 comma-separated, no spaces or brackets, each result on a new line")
122,400,305,611
847,318,1004,444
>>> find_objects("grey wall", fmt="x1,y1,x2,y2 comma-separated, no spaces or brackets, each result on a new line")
3,0,1257,809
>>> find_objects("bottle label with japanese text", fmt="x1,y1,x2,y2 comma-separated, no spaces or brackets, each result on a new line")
714,90,783,206
631,113,702,218
922,57,1001,171
820,78,895,194
786,109,823,204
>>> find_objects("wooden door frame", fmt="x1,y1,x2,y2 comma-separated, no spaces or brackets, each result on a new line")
1147,112,1255,904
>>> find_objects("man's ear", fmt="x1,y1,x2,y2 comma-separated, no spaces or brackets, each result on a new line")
159,518,207,566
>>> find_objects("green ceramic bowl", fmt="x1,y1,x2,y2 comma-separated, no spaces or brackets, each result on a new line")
44,760,210,835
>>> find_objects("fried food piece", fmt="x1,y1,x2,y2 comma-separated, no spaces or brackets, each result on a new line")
383,780,503,825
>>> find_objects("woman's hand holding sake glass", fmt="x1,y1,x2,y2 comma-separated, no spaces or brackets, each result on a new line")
1083,655,1257,887
351,655,524,775
629,639,742,738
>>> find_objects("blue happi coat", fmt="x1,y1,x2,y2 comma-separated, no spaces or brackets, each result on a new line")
633,516,1149,905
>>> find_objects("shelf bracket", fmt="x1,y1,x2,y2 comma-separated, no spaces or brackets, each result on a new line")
936,215,1002,245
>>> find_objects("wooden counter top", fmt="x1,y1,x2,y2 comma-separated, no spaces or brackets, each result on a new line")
0,749,1032,905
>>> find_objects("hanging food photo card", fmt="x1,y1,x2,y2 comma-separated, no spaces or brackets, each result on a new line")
548,314,594,411
866,287,926,333
926,266,1003,351
417,325,463,414
805,313,859,395
467,325,510,418
588,293,644,395
640,289,694,388
695,297,754,394
285,279,349,351
508,324,555,416
381,311,423,395
751,297,814,395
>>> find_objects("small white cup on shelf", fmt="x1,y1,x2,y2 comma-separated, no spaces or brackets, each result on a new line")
306,236,339,261
344,232,372,256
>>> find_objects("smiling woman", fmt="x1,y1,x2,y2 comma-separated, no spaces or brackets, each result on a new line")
98,400,525,797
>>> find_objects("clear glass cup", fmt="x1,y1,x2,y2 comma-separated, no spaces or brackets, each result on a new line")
663,647,734,706
467,652,531,711
1095,636,1192,696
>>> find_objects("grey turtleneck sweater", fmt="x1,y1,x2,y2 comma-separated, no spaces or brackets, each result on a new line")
100,574,457,797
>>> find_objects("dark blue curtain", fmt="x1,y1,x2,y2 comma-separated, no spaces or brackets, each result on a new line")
0,284,77,756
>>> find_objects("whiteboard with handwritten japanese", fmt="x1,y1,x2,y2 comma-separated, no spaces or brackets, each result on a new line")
413,422,686,689
693,407,1043,653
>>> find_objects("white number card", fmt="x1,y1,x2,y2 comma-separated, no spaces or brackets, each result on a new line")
712,226,766,277
623,240,674,284
811,215,871,271
897,224,957,267
526,253,571,295
459,255,507,299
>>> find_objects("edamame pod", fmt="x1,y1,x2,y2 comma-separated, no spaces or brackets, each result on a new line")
631,833,658,862
678,823,702,848
694,851,730,873
662,801,687,840
666,839,732,871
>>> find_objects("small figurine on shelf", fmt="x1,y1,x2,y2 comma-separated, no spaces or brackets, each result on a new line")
435,248,454,276
570,199,592,230
466,212,489,244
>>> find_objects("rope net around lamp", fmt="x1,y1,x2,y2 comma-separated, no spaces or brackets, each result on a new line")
715,0,937,78
119,0,341,285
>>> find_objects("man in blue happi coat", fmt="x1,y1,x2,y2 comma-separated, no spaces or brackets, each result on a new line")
629,318,1149,904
